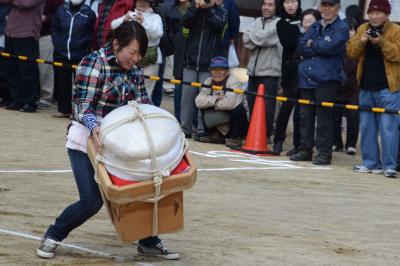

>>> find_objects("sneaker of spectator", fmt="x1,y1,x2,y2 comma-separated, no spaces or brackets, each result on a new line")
37,99,51,110
332,145,343,152
225,137,241,148
384,169,397,178
346,147,356,155
163,87,174,96
353,165,383,174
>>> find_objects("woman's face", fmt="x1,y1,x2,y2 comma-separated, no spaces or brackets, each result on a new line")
302,14,316,32
114,39,142,71
136,0,150,12
283,0,299,16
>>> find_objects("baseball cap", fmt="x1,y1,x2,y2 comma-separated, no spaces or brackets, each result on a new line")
210,56,229,69
320,0,340,4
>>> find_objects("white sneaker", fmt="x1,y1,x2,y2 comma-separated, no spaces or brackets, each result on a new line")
137,241,180,260
384,170,397,178
346,147,356,155
353,165,383,174
36,237,59,259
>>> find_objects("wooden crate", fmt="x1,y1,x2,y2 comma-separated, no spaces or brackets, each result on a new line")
87,138,196,243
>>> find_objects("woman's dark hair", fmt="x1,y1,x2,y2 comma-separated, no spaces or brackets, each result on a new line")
345,5,363,25
300,8,322,23
278,0,302,20
343,17,359,31
111,21,148,57
174,0,192,7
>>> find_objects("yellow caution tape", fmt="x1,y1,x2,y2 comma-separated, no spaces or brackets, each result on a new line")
276,96,288,102
53,62,63,67
1,52,10,57
191,82,202,88
321,102,334,107
149,75,160,81
298,99,311,105
36,59,45,64
170,79,181,84
345,104,359,110
18,56,28,61
372,107,385,113
212,85,223,91
233,89,244,94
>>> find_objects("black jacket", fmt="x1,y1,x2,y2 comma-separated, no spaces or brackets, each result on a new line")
182,4,227,71
276,10,302,89
163,5,186,79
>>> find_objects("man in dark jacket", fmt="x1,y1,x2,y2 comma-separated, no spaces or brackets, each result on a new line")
51,0,96,117
222,0,239,53
180,0,226,138
0,0,45,112
290,0,349,165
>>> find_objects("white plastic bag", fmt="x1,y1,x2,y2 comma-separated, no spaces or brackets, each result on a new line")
228,44,240,68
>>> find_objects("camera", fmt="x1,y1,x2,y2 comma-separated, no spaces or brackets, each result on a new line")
368,28,382,38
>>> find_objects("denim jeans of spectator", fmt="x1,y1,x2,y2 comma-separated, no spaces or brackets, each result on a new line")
45,149,160,247
359,89,400,171
180,67,209,136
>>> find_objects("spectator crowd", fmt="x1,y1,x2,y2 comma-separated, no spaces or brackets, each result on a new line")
0,0,399,176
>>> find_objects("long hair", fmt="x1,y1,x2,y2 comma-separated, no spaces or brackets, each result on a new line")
278,0,302,20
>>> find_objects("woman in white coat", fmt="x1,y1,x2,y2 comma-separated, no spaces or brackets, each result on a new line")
111,0,163,99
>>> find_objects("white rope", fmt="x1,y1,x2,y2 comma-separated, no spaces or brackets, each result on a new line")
95,101,187,236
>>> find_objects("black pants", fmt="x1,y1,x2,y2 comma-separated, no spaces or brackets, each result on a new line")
274,78,301,147
4,36,39,107
226,104,248,139
202,104,248,138
333,103,359,149
247,76,279,138
53,52,81,114
299,83,338,156
0,50,10,103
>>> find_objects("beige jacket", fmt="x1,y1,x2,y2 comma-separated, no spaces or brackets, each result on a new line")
195,75,243,110
243,16,282,77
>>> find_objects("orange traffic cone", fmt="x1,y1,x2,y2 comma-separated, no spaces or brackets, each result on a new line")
233,84,278,156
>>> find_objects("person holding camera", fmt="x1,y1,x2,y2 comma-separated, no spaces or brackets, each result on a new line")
180,0,227,139
347,0,400,178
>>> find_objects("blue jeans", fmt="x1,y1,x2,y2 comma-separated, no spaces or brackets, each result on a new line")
46,149,160,247
359,89,400,171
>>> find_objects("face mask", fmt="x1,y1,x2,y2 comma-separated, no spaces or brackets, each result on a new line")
70,0,84,5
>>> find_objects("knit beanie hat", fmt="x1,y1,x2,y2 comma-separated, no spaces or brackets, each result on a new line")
367,0,391,14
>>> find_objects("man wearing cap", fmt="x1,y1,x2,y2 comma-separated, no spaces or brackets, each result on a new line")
289,0,349,165
347,0,400,178
195,56,247,147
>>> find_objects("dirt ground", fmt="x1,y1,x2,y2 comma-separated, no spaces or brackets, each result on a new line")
1,96,400,266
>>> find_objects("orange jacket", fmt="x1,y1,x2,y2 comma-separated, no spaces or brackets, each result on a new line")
347,21,400,92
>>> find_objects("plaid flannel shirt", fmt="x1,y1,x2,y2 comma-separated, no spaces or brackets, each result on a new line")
72,43,150,132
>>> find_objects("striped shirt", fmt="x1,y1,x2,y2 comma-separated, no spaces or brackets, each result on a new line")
72,43,150,132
